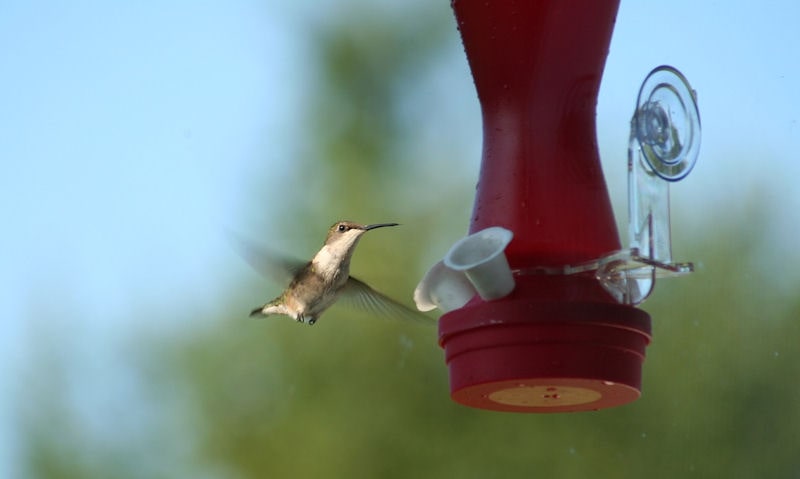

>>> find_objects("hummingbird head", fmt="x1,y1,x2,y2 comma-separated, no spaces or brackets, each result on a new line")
320,220,398,258
310,220,398,279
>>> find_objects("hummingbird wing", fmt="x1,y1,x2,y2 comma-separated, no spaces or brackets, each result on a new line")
340,276,435,325
230,234,306,285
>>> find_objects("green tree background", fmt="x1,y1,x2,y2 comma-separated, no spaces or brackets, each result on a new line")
17,3,800,478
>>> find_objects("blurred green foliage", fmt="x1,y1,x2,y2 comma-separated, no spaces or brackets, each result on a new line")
19,2,800,478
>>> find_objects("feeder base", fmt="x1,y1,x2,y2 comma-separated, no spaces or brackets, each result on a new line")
440,300,652,413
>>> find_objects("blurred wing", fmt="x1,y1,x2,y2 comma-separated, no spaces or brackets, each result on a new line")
230,233,306,285
341,276,435,325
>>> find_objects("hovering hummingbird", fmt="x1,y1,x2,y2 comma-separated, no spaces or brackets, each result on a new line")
242,220,430,326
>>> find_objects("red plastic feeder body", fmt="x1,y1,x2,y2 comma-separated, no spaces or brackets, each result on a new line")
440,0,652,412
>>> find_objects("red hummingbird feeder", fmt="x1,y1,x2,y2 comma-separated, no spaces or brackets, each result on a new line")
415,0,700,412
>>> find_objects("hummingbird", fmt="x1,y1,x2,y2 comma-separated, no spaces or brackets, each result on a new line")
243,220,430,326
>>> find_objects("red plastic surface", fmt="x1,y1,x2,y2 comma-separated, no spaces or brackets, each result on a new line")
441,0,652,412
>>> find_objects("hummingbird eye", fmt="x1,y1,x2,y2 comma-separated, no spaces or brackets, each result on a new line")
337,224,347,232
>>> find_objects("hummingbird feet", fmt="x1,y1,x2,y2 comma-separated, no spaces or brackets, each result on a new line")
295,314,317,326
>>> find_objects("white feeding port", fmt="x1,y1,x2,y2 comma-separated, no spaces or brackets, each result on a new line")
444,226,515,301
413,260,477,313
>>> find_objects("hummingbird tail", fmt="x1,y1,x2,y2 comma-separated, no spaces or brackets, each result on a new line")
250,300,290,318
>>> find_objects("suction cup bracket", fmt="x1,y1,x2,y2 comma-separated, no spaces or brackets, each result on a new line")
597,66,701,304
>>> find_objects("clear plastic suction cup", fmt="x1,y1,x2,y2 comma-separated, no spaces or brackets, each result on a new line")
634,66,700,182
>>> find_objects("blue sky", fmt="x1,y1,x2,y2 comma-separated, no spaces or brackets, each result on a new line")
2,0,799,475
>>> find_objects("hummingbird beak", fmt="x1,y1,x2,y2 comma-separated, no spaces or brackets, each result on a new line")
364,222,399,231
